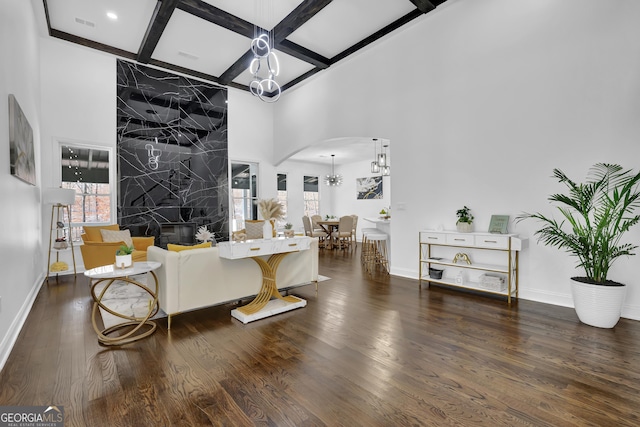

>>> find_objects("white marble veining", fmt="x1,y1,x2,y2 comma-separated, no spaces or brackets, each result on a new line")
218,236,311,259
117,59,229,245
93,274,165,329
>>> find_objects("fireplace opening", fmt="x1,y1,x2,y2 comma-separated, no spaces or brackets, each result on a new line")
160,222,195,247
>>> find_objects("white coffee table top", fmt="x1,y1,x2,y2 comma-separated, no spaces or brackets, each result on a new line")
84,261,161,279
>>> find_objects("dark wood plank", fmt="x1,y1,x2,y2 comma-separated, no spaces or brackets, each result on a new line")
1,248,640,426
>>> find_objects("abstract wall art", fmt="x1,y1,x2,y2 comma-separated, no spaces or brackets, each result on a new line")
8,94,36,185
356,176,383,199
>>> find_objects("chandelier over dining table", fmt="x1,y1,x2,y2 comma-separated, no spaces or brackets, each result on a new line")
325,154,343,186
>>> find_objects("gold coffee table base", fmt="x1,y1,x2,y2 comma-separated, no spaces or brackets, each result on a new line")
90,272,159,346
236,253,300,315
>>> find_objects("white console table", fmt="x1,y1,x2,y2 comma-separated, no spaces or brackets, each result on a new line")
419,231,526,304
218,236,310,323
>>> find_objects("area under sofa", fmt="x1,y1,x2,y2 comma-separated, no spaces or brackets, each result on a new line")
147,238,319,328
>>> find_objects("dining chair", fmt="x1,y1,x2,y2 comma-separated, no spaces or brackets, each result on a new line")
310,214,323,232
302,216,327,246
350,214,358,248
335,215,354,250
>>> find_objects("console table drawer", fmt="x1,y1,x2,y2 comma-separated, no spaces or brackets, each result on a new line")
446,234,474,246
475,235,510,249
219,236,310,259
420,232,446,244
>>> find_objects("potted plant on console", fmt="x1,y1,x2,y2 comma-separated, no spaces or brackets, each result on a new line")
518,163,640,328
284,223,294,238
456,206,474,232
115,244,134,269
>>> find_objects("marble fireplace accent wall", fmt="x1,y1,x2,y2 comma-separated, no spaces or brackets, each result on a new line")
116,59,229,245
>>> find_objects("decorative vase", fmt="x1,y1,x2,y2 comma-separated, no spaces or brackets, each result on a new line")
115,254,133,268
456,222,473,233
570,278,627,328
284,229,294,238
262,220,273,240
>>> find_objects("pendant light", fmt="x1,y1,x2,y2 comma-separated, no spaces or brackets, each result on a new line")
377,140,387,167
371,139,380,173
249,0,281,102
324,154,343,186
381,144,390,176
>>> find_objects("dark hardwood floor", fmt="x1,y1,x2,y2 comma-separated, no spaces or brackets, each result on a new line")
1,246,640,426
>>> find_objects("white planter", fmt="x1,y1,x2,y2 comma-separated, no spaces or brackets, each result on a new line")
456,222,473,233
115,254,133,268
570,278,626,328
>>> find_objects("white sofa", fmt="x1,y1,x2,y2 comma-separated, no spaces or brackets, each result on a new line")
147,239,319,328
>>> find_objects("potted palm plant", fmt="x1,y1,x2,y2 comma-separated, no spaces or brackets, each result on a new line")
518,163,640,328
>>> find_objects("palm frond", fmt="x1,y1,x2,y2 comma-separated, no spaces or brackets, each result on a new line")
518,164,640,283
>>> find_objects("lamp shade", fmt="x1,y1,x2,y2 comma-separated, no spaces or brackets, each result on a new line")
43,188,76,205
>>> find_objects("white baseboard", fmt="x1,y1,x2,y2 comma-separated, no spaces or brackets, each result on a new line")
0,274,45,372
389,267,416,279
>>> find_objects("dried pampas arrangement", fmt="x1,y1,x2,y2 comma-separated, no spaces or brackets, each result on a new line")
258,198,285,221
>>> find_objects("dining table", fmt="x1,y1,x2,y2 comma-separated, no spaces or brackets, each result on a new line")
316,220,339,249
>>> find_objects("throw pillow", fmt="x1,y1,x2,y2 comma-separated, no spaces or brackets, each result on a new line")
84,224,119,242
167,242,212,252
244,220,265,239
100,229,134,248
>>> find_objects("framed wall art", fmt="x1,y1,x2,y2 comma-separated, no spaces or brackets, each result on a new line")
488,215,509,234
356,176,383,199
8,94,36,185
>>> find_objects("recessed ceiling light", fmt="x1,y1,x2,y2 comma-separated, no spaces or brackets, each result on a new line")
106,12,118,20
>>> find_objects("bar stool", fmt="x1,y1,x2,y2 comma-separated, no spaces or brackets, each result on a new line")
360,228,378,263
363,232,389,274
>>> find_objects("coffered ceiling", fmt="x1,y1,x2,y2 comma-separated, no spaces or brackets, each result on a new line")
42,0,449,98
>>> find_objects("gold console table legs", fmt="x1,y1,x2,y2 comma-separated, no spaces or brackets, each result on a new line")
236,253,300,315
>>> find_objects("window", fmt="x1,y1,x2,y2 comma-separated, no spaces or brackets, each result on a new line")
303,176,319,217
60,144,112,240
231,162,259,231
277,173,288,228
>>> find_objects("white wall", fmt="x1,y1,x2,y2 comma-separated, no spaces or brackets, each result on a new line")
274,160,332,233
273,0,640,320
0,0,43,368
327,159,391,239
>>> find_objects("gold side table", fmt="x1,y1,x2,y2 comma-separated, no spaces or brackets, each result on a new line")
84,261,161,346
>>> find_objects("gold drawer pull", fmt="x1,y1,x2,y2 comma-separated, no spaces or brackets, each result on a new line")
428,237,438,239
250,247,261,251
454,238,465,241
485,240,497,243
288,243,297,247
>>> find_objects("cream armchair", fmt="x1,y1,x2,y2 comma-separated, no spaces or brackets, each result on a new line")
80,224,154,270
